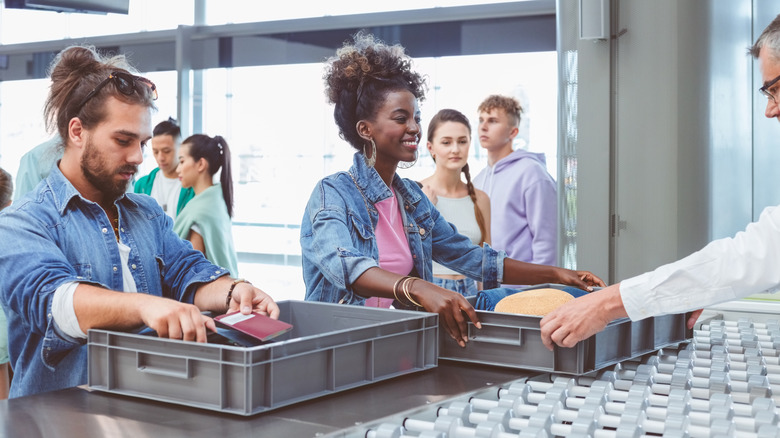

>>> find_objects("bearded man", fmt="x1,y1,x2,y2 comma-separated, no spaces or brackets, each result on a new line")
0,45,278,398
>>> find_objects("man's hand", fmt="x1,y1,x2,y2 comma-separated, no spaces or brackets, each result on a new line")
539,283,627,350
228,281,280,319
135,294,215,343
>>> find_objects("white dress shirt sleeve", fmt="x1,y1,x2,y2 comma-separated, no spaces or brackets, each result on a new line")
621,205,780,320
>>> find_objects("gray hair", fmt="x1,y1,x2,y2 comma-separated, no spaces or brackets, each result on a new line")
751,14,780,60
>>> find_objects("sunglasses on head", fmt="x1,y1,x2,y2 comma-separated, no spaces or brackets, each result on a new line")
74,71,158,116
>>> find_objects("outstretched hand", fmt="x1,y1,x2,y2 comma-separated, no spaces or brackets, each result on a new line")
539,283,626,350
557,269,606,291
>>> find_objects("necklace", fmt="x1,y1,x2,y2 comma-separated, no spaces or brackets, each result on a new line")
347,171,376,222
110,205,120,242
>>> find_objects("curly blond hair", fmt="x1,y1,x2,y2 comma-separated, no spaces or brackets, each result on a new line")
477,95,523,128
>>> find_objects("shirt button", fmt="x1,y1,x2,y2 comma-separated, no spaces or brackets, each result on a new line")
131,264,137,269
102,228,108,234
210,275,216,279
121,228,125,232
419,228,425,236
113,266,118,272
215,270,221,274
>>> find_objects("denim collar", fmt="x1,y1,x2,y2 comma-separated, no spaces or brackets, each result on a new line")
46,162,138,216
347,152,424,212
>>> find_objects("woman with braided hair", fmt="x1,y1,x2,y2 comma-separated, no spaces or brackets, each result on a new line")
301,32,604,347
420,109,491,297
174,134,239,276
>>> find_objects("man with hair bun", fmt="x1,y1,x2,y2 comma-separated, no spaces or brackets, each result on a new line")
0,45,278,398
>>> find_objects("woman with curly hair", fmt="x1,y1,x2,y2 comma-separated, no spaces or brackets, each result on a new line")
420,109,490,297
300,32,604,347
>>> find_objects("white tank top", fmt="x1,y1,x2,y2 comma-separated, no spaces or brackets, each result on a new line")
432,195,483,276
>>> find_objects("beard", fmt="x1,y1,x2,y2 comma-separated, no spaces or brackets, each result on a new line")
81,138,137,202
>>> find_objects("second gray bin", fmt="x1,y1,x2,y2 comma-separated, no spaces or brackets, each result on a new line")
439,286,692,374
88,300,438,415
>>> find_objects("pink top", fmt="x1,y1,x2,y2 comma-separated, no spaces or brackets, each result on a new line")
364,191,413,308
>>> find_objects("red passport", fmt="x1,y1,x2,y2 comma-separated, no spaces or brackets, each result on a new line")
214,311,293,342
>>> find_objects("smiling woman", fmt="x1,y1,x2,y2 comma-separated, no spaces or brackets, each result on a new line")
300,32,604,348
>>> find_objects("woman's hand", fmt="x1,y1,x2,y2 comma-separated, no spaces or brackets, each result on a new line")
410,279,480,347
556,268,606,291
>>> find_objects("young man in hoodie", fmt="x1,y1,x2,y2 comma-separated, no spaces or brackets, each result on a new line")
473,95,558,268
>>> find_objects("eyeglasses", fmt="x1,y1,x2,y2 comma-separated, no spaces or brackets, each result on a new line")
759,73,780,104
74,71,158,116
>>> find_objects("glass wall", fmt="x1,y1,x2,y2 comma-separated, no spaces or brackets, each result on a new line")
0,1,558,302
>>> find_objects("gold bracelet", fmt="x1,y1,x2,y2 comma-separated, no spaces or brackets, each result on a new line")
402,277,423,307
392,276,408,303
226,278,250,308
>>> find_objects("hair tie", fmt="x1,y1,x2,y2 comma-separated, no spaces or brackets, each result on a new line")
212,136,224,155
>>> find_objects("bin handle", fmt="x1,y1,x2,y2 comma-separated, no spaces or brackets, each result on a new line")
468,322,523,347
136,352,192,379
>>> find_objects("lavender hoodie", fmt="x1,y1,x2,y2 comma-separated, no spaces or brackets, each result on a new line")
474,149,558,267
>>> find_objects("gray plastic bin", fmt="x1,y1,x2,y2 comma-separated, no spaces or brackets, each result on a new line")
88,300,438,415
439,285,692,374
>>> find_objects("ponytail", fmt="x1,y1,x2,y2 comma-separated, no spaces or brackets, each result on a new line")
181,133,234,217
462,163,487,246
213,135,234,218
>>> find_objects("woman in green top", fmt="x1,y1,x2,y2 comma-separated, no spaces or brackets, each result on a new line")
174,134,239,276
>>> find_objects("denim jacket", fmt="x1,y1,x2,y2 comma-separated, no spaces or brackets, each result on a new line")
0,165,229,397
301,152,506,305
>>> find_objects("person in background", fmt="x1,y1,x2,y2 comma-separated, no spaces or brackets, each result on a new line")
0,45,278,398
0,167,12,399
419,109,491,297
134,118,194,219
14,135,63,201
473,95,558,268
173,134,239,277
301,32,604,347
540,14,780,350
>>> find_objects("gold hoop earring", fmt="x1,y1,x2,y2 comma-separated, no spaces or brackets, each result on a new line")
363,138,377,167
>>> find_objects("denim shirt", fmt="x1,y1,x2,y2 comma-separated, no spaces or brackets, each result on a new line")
0,165,229,397
301,152,506,305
